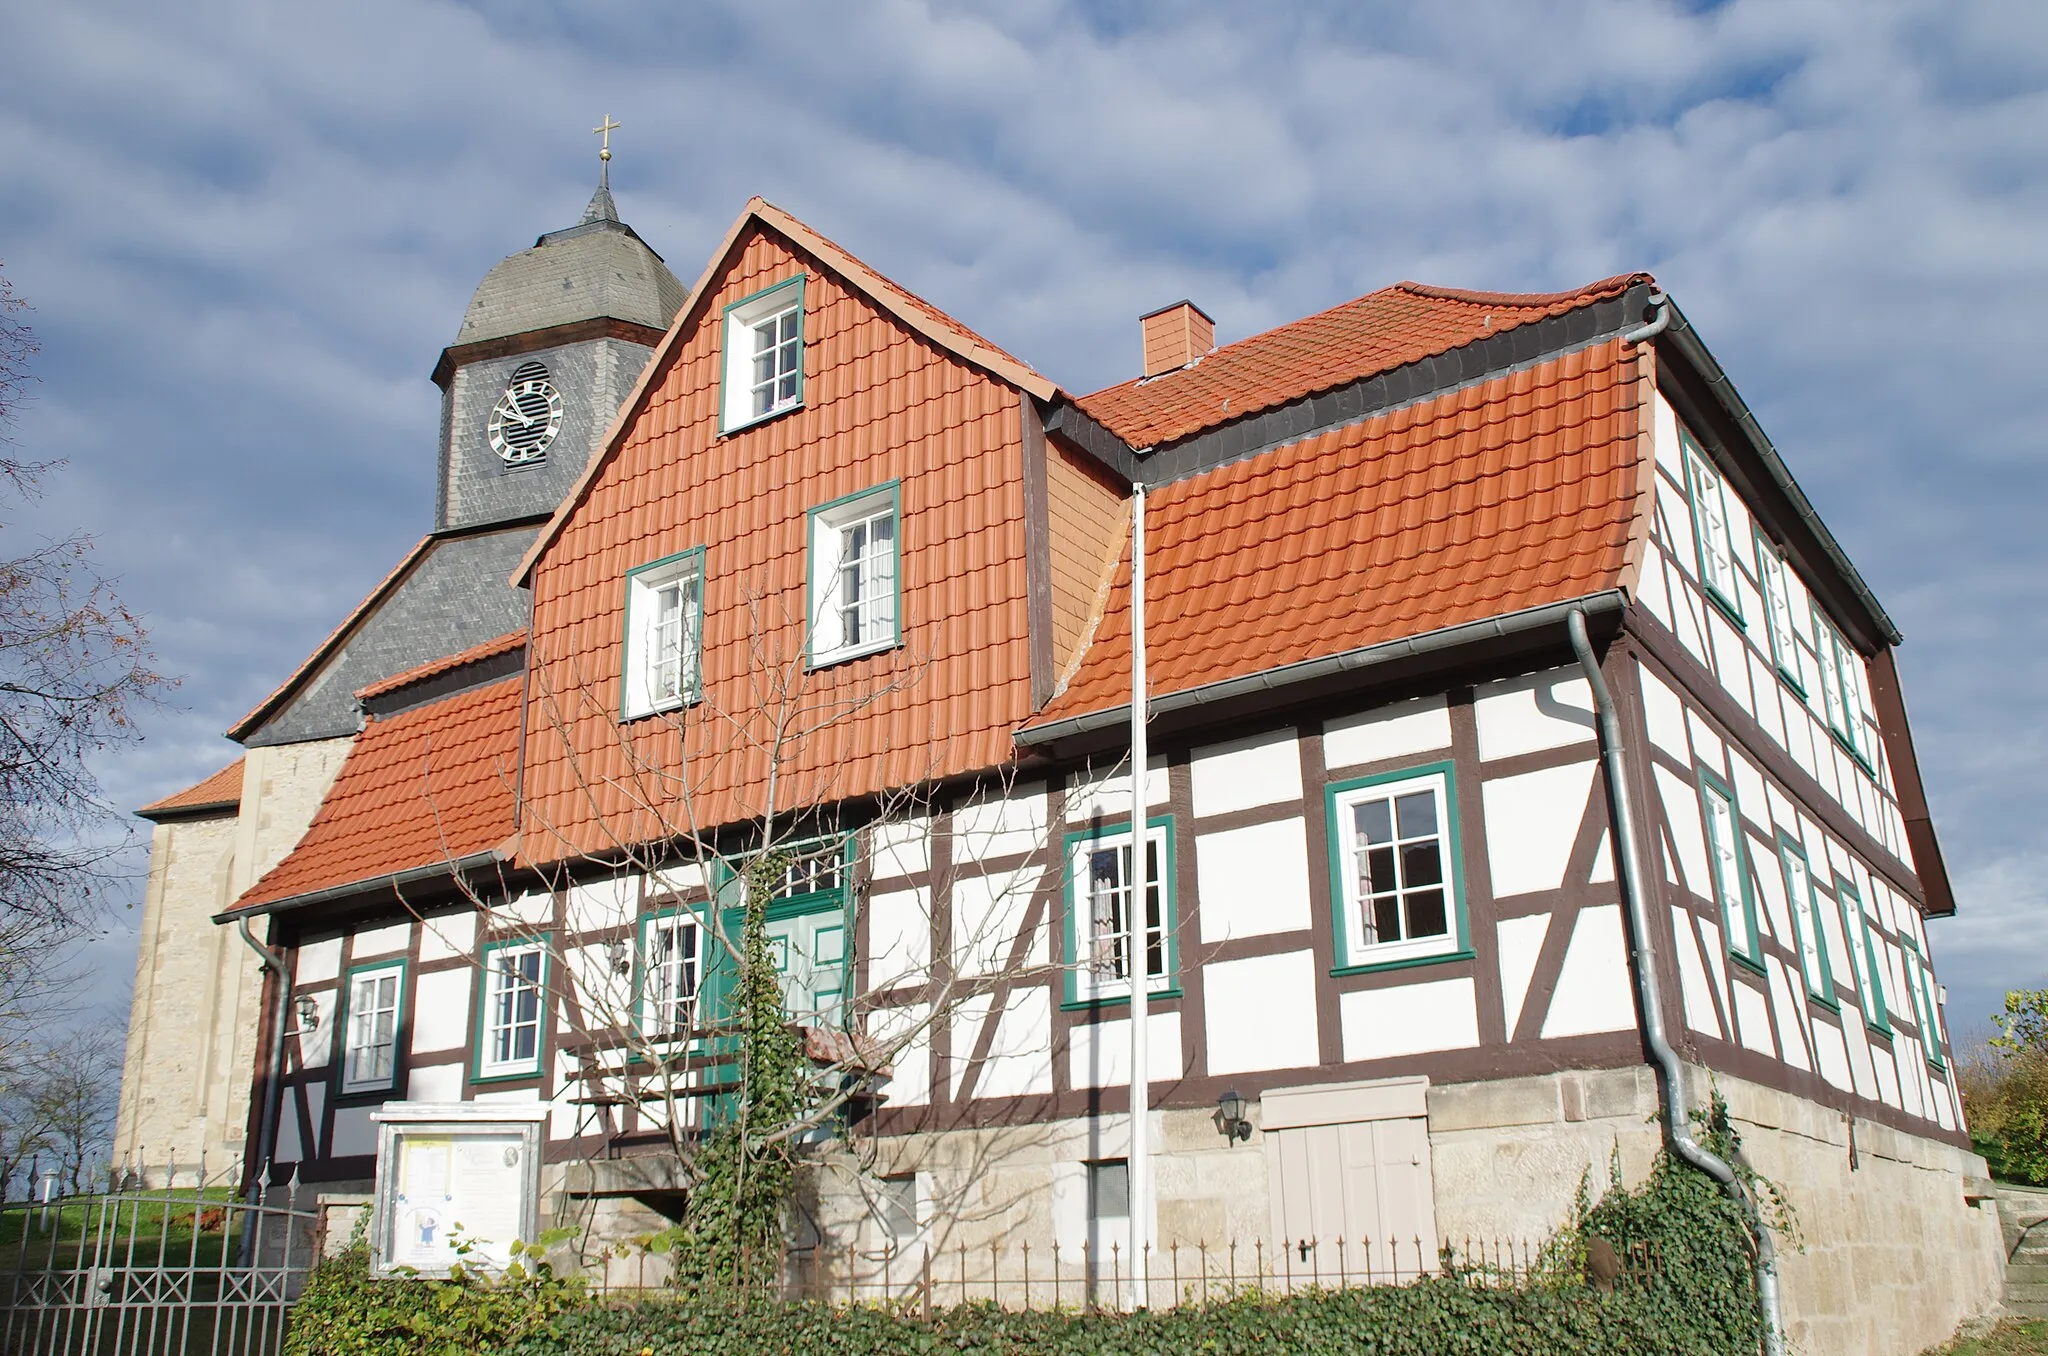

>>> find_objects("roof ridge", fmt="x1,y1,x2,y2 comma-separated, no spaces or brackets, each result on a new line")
1392,272,1650,308
354,630,527,703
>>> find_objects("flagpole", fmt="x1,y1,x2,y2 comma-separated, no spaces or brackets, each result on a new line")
1128,483,1149,1310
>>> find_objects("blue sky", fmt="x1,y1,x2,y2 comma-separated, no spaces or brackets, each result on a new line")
0,0,2042,1035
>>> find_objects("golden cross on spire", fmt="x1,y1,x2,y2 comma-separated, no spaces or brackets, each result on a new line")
593,114,621,163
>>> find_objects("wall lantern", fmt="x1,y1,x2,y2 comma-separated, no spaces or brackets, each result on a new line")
292,994,320,1035
1216,1088,1253,1142
605,938,632,976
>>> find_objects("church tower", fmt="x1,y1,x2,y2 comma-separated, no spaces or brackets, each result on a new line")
114,145,685,1182
431,166,687,532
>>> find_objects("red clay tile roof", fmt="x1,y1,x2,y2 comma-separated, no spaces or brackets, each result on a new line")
1076,273,1648,450
514,198,1057,588
355,630,526,701
1029,336,1648,731
137,758,245,820
231,675,522,912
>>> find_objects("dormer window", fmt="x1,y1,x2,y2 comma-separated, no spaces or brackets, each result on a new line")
721,277,805,433
807,484,900,666
623,548,704,718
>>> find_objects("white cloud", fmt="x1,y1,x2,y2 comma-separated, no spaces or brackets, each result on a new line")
0,0,2042,1031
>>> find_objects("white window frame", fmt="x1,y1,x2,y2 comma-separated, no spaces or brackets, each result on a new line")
1905,942,1945,1068
1330,767,1462,969
1684,436,1742,619
479,940,547,1079
807,484,900,666
1754,532,1804,693
1777,839,1831,1003
622,549,704,719
720,277,805,433
1699,773,1759,966
342,962,404,1095
1068,821,1174,1005
1812,605,1871,765
639,911,702,1039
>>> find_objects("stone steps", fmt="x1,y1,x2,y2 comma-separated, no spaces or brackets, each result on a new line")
1994,1183,2048,1317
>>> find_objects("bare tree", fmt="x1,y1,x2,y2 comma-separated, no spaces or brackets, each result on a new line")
0,265,170,944
395,567,1171,1278
34,1027,120,1195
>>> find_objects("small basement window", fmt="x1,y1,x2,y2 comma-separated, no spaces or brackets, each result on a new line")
721,277,805,432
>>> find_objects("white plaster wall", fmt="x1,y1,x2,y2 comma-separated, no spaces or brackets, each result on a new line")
870,816,932,880
1323,695,1451,770
1195,818,1312,941
330,1106,377,1158
412,969,471,1052
866,885,932,987
1189,729,1301,817
1538,905,1634,1038
567,875,639,934
419,912,476,963
407,1064,463,1102
1496,914,1549,1035
956,781,1049,860
349,921,410,960
1204,951,1319,1074
869,1002,931,1108
1068,1012,1183,1089
951,866,1042,977
1472,669,1596,762
1065,757,1169,823
1482,761,1596,898
1341,977,1480,1061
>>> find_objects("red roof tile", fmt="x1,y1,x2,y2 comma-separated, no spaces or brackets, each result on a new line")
1029,336,1648,730
137,758,245,819
355,630,526,701
232,676,522,912
1076,274,1647,450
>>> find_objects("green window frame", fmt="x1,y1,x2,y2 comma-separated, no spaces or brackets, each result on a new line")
1061,814,1180,1009
1835,876,1889,1036
1902,937,1946,1070
474,935,550,1083
805,481,902,668
621,546,706,720
1754,531,1806,696
1683,433,1744,626
340,958,408,1096
1325,762,1472,975
1811,605,1875,772
718,275,806,434
636,905,705,1041
1698,769,1761,972
1776,837,1833,1007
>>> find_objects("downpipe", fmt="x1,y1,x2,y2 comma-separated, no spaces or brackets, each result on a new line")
238,915,292,1264
1568,607,1786,1356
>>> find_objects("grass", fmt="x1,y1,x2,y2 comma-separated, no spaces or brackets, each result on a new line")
1925,1318,2048,1356
0,1188,243,1272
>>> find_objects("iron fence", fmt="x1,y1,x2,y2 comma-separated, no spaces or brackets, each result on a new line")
0,1159,316,1356
585,1232,1660,1314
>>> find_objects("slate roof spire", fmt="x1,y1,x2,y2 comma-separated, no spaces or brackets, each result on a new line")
583,114,621,224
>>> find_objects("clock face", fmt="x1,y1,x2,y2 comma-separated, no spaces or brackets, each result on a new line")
487,361,564,465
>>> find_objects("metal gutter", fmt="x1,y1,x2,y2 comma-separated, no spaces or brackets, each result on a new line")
1017,590,1627,748
1568,607,1785,1356
236,916,290,1257
1657,299,1900,649
213,849,505,924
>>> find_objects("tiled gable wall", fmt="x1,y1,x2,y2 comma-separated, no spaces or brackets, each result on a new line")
521,225,1036,862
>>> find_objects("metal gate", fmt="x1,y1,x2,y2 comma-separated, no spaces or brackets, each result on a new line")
0,1164,315,1356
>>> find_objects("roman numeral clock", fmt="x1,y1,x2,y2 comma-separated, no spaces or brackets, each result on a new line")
487,361,564,466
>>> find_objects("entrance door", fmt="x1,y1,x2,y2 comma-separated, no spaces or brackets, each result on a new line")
1261,1076,1438,1285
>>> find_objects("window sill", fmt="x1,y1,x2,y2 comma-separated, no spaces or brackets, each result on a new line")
1729,951,1767,977
1061,985,1183,1013
1804,992,1841,1016
621,693,699,724
1773,667,1807,701
807,636,900,672
1330,947,1473,978
336,1081,398,1101
1827,729,1876,776
471,1066,544,1086
1703,585,1746,630
719,400,804,438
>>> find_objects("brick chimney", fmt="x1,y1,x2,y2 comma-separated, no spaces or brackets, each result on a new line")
1140,300,1215,378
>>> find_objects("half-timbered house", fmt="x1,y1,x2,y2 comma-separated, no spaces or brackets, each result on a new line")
206,197,2002,1356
